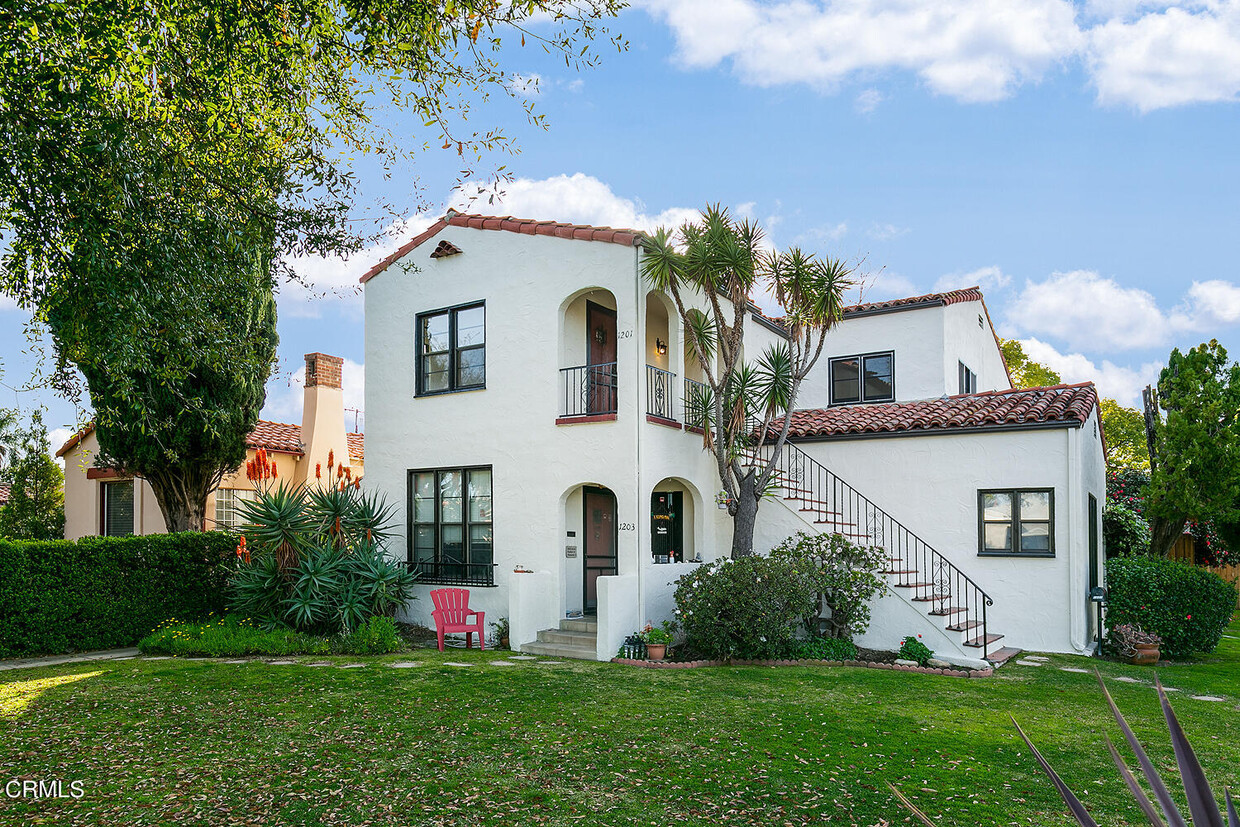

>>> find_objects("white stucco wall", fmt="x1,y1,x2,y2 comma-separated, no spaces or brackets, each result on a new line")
942,301,1012,393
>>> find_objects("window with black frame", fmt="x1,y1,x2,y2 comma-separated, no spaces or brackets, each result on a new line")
416,303,485,395
102,479,135,537
830,352,894,404
959,361,977,394
979,489,1054,556
410,467,494,585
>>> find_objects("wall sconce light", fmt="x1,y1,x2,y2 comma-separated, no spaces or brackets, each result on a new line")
655,337,667,355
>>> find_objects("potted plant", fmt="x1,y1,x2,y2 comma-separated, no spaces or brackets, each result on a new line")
1111,623,1161,665
715,491,731,511
491,617,510,650
639,622,674,661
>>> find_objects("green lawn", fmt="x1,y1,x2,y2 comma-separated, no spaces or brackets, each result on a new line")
2,621,1238,826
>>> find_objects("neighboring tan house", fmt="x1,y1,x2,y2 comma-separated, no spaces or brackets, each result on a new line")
57,353,363,539
361,211,1106,666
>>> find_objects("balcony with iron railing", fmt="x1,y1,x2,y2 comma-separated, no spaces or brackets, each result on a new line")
558,363,618,422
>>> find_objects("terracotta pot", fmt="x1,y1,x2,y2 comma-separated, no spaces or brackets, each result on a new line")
1130,643,1160,665
646,643,667,662
500,636,509,650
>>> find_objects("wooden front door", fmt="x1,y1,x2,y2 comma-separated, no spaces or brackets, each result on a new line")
586,301,617,414
583,487,617,613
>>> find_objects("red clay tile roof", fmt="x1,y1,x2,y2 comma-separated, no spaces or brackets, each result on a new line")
360,211,645,284
56,421,364,463
0,483,9,506
843,287,984,316
774,383,1099,440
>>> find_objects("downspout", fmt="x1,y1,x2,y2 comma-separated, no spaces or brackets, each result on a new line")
634,245,645,623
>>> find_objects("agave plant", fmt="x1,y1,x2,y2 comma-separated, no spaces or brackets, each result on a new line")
890,671,1237,826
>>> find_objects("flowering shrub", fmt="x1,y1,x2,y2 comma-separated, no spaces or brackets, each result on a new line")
672,554,821,660
1189,520,1239,566
1106,470,1149,516
1105,556,1237,657
1103,502,1150,558
898,635,934,665
769,531,887,639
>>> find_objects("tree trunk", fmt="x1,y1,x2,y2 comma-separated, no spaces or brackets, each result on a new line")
730,472,759,558
145,468,215,533
1149,514,1187,559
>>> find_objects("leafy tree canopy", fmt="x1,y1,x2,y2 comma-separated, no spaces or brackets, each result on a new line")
0,410,65,540
998,338,1062,388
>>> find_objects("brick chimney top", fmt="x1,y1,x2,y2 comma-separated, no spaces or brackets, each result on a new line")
305,353,343,389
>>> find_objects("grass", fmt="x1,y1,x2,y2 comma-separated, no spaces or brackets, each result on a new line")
137,615,405,657
1,618,1237,826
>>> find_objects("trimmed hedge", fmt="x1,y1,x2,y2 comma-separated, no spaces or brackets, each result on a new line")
0,532,233,658
1106,556,1238,658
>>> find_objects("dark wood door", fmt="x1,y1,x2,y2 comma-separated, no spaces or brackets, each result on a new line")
1088,493,1099,592
586,301,617,414
583,487,617,612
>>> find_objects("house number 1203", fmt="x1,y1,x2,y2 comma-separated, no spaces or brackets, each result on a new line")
618,522,636,531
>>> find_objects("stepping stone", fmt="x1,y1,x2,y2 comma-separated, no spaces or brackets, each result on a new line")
1060,667,1090,673
143,656,171,660
487,660,516,666
1015,659,1043,666
537,660,565,665
1191,695,1226,702
1024,656,1050,662
303,662,331,667
386,662,423,668
1163,687,1181,692
113,656,136,661
508,655,537,661
1113,676,1144,683
223,659,248,665
266,660,296,665
443,662,472,667
338,663,366,669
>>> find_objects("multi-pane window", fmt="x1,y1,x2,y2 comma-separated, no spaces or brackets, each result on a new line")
959,361,977,394
830,352,894,404
214,488,255,531
417,303,485,395
410,467,493,584
102,480,135,537
979,489,1054,556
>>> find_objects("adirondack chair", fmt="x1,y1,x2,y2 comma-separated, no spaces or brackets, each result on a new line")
430,588,485,652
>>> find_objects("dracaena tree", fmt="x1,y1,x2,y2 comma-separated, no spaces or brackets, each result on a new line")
640,206,854,558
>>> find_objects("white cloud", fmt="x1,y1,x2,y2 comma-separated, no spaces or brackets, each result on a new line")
48,426,73,466
280,216,434,319
0,293,18,312
1088,3,1240,111
1019,337,1162,405
867,222,909,240
642,0,1084,102
1009,269,1170,352
934,265,1012,294
509,72,543,97
451,173,701,233
855,88,884,113
797,221,849,244
641,0,1240,111
1172,279,1240,328
262,357,366,432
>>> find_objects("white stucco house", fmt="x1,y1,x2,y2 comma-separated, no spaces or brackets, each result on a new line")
361,211,1106,667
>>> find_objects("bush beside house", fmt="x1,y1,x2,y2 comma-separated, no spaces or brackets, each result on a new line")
0,532,232,657
1105,556,1237,657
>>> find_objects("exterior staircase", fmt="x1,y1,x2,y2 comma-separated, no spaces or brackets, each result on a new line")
744,440,1008,663
521,618,598,660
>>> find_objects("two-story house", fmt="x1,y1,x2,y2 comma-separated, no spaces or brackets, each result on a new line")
362,212,1105,666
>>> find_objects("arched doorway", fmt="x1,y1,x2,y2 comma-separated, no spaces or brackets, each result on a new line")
650,477,700,564
562,483,618,614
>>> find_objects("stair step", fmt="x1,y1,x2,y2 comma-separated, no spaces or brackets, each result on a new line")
928,606,968,617
945,620,983,633
884,569,918,575
912,593,952,602
893,581,933,588
987,646,1022,665
963,633,1004,648
559,619,598,633
520,641,597,660
537,629,598,646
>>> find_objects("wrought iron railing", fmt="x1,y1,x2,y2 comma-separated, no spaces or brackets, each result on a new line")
646,365,677,420
559,362,618,417
682,378,709,430
747,438,996,657
408,559,498,587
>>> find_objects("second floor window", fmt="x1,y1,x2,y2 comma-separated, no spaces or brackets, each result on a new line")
959,362,977,394
830,352,894,404
417,302,485,395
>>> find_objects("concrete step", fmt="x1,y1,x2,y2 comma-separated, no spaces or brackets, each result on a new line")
521,641,598,660
559,619,598,633
537,629,598,646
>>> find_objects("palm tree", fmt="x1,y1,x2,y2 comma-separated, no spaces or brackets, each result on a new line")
640,205,854,558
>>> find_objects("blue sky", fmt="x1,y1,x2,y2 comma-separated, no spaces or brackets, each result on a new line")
3,0,1240,453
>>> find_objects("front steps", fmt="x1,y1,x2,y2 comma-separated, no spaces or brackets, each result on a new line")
520,619,598,660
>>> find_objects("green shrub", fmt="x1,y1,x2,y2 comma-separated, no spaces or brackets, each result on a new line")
1106,556,1237,657
1102,502,1150,558
898,635,934,666
0,532,232,657
138,616,331,657
673,554,821,660
335,616,404,655
790,636,857,661
769,531,887,639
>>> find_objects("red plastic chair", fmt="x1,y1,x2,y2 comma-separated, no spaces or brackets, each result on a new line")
430,588,485,651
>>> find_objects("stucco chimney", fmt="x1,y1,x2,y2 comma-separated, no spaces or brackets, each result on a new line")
299,353,349,486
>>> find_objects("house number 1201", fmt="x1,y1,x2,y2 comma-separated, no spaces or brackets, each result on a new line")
617,329,633,339
618,522,636,531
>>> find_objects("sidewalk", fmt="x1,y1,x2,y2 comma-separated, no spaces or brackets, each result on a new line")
0,647,140,672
